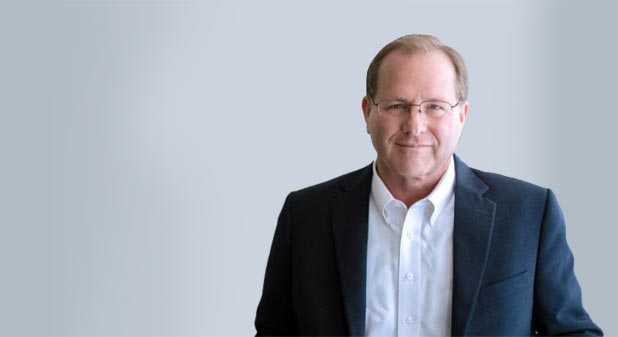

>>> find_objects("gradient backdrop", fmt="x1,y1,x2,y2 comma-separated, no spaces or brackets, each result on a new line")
1,0,616,335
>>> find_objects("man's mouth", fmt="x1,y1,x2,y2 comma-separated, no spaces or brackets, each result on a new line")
396,143,431,148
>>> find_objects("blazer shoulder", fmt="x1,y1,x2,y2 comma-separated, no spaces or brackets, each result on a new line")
288,164,372,201
469,167,549,202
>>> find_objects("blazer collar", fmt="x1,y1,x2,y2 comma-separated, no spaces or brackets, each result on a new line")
330,156,496,337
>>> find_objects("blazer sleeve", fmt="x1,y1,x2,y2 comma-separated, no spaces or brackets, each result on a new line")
255,194,300,336
532,189,603,336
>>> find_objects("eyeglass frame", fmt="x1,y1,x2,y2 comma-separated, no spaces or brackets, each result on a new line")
368,96,461,118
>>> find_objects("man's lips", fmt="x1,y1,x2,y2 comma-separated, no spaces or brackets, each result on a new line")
395,143,432,148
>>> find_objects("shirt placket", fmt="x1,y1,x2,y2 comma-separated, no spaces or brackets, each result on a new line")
397,202,425,337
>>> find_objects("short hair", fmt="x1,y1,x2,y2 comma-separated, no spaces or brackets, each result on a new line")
366,34,469,102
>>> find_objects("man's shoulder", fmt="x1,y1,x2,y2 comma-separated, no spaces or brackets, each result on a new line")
288,164,372,201
453,159,554,217
472,167,545,189
466,165,549,201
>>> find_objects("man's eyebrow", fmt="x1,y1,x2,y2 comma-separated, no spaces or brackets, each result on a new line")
391,96,449,102
377,96,410,102
424,97,450,102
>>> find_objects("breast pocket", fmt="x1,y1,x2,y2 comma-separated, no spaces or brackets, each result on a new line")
478,270,531,305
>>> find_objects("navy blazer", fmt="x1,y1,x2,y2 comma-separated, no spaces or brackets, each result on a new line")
255,156,602,336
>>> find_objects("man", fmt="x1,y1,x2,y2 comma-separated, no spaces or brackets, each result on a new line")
254,34,602,336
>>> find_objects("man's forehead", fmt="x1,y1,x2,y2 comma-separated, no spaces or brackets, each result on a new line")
376,50,457,99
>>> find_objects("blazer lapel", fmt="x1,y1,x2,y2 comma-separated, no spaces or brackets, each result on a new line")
331,164,373,337
451,155,497,336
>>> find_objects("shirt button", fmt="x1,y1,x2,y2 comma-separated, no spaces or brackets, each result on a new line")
404,316,413,325
406,273,414,280
406,231,413,239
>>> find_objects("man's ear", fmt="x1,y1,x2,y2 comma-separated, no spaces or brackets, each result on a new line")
362,96,371,133
459,101,469,125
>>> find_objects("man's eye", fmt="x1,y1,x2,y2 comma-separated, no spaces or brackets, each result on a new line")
428,103,445,111
388,103,407,110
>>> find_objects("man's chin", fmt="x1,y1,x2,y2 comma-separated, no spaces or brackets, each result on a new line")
378,158,434,181
393,167,431,181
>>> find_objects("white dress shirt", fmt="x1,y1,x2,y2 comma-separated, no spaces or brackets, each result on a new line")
365,156,455,337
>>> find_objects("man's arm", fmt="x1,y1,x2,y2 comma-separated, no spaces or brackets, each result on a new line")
532,189,603,336
255,194,299,336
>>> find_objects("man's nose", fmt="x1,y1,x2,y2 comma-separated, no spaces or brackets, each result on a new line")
402,107,427,135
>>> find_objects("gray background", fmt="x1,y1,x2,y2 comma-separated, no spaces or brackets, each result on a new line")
1,0,616,335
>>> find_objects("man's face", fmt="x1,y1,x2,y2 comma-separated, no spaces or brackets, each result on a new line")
362,50,468,184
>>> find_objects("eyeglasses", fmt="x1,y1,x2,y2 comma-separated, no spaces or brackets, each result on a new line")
369,97,460,118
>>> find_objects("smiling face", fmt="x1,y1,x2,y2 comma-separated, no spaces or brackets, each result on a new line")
362,50,469,186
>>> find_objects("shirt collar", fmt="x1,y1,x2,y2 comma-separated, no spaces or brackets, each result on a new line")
424,155,456,226
371,160,398,224
371,156,456,226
